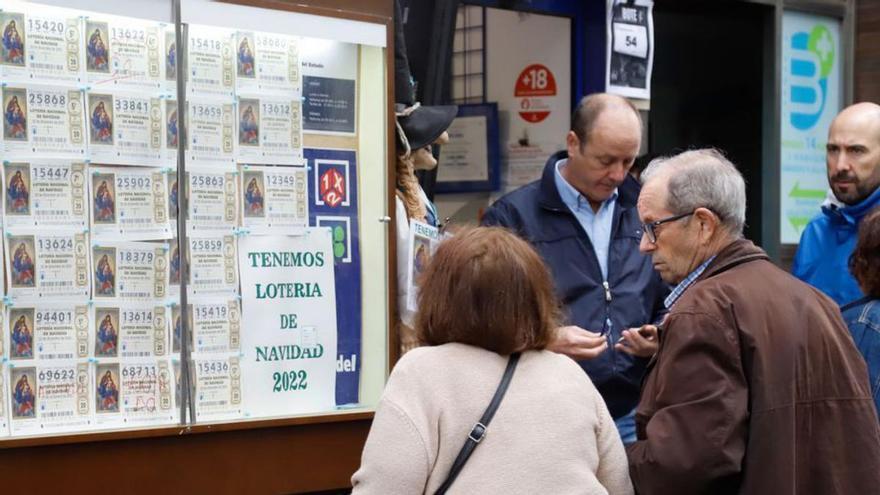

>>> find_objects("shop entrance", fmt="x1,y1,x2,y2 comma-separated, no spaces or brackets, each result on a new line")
649,0,772,245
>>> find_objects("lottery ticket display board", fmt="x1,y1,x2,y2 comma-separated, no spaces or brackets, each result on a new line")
0,0,388,441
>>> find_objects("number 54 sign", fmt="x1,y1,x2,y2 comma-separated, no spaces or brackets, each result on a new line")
606,0,654,99
613,23,648,59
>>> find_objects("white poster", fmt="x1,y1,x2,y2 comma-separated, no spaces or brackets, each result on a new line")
780,12,842,244
605,0,654,100
486,8,570,194
237,230,337,417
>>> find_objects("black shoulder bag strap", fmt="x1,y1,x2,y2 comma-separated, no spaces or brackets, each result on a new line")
434,352,521,495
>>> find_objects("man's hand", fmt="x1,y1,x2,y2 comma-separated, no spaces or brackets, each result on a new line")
615,324,659,357
548,325,608,360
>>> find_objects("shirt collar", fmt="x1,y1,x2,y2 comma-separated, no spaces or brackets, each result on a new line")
554,159,618,212
664,255,716,309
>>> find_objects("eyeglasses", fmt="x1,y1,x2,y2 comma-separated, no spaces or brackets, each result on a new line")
642,211,695,244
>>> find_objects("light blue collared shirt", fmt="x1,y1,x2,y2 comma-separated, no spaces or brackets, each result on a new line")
664,255,716,309
554,159,617,280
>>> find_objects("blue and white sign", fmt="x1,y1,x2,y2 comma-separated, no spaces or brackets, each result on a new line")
780,12,842,244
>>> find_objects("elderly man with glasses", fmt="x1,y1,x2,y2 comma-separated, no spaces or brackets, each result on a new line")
627,148,880,494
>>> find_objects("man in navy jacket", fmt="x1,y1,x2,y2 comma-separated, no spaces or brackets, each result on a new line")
482,94,668,442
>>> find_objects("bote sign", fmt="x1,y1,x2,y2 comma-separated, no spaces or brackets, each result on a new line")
515,63,557,123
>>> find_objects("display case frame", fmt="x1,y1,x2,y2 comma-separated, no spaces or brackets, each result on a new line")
0,0,396,491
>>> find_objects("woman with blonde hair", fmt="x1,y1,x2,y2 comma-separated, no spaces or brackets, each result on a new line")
353,227,632,494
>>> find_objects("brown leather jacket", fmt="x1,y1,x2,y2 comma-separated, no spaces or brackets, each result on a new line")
627,239,880,494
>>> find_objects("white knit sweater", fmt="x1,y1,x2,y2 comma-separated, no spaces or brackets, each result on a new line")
351,343,634,494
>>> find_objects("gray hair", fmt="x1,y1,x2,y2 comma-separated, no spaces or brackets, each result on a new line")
641,149,746,236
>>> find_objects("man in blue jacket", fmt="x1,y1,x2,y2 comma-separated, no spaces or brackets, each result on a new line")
482,93,668,443
793,102,880,306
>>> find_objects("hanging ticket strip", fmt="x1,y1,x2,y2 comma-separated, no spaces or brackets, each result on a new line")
0,0,365,438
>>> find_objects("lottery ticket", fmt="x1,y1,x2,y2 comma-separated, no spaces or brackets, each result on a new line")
2,84,85,157
236,95,302,164
1,160,87,229
91,241,168,301
89,166,172,241
5,230,89,299
6,303,90,362
0,2,83,84
240,165,307,233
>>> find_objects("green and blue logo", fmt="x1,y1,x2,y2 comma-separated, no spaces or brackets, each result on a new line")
789,25,835,130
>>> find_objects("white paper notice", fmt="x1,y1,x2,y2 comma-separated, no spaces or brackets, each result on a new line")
437,115,489,183
237,229,337,417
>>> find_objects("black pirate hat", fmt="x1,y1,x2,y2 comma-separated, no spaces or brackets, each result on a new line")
395,103,457,153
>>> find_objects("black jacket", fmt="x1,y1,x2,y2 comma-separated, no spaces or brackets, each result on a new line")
482,150,668,418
